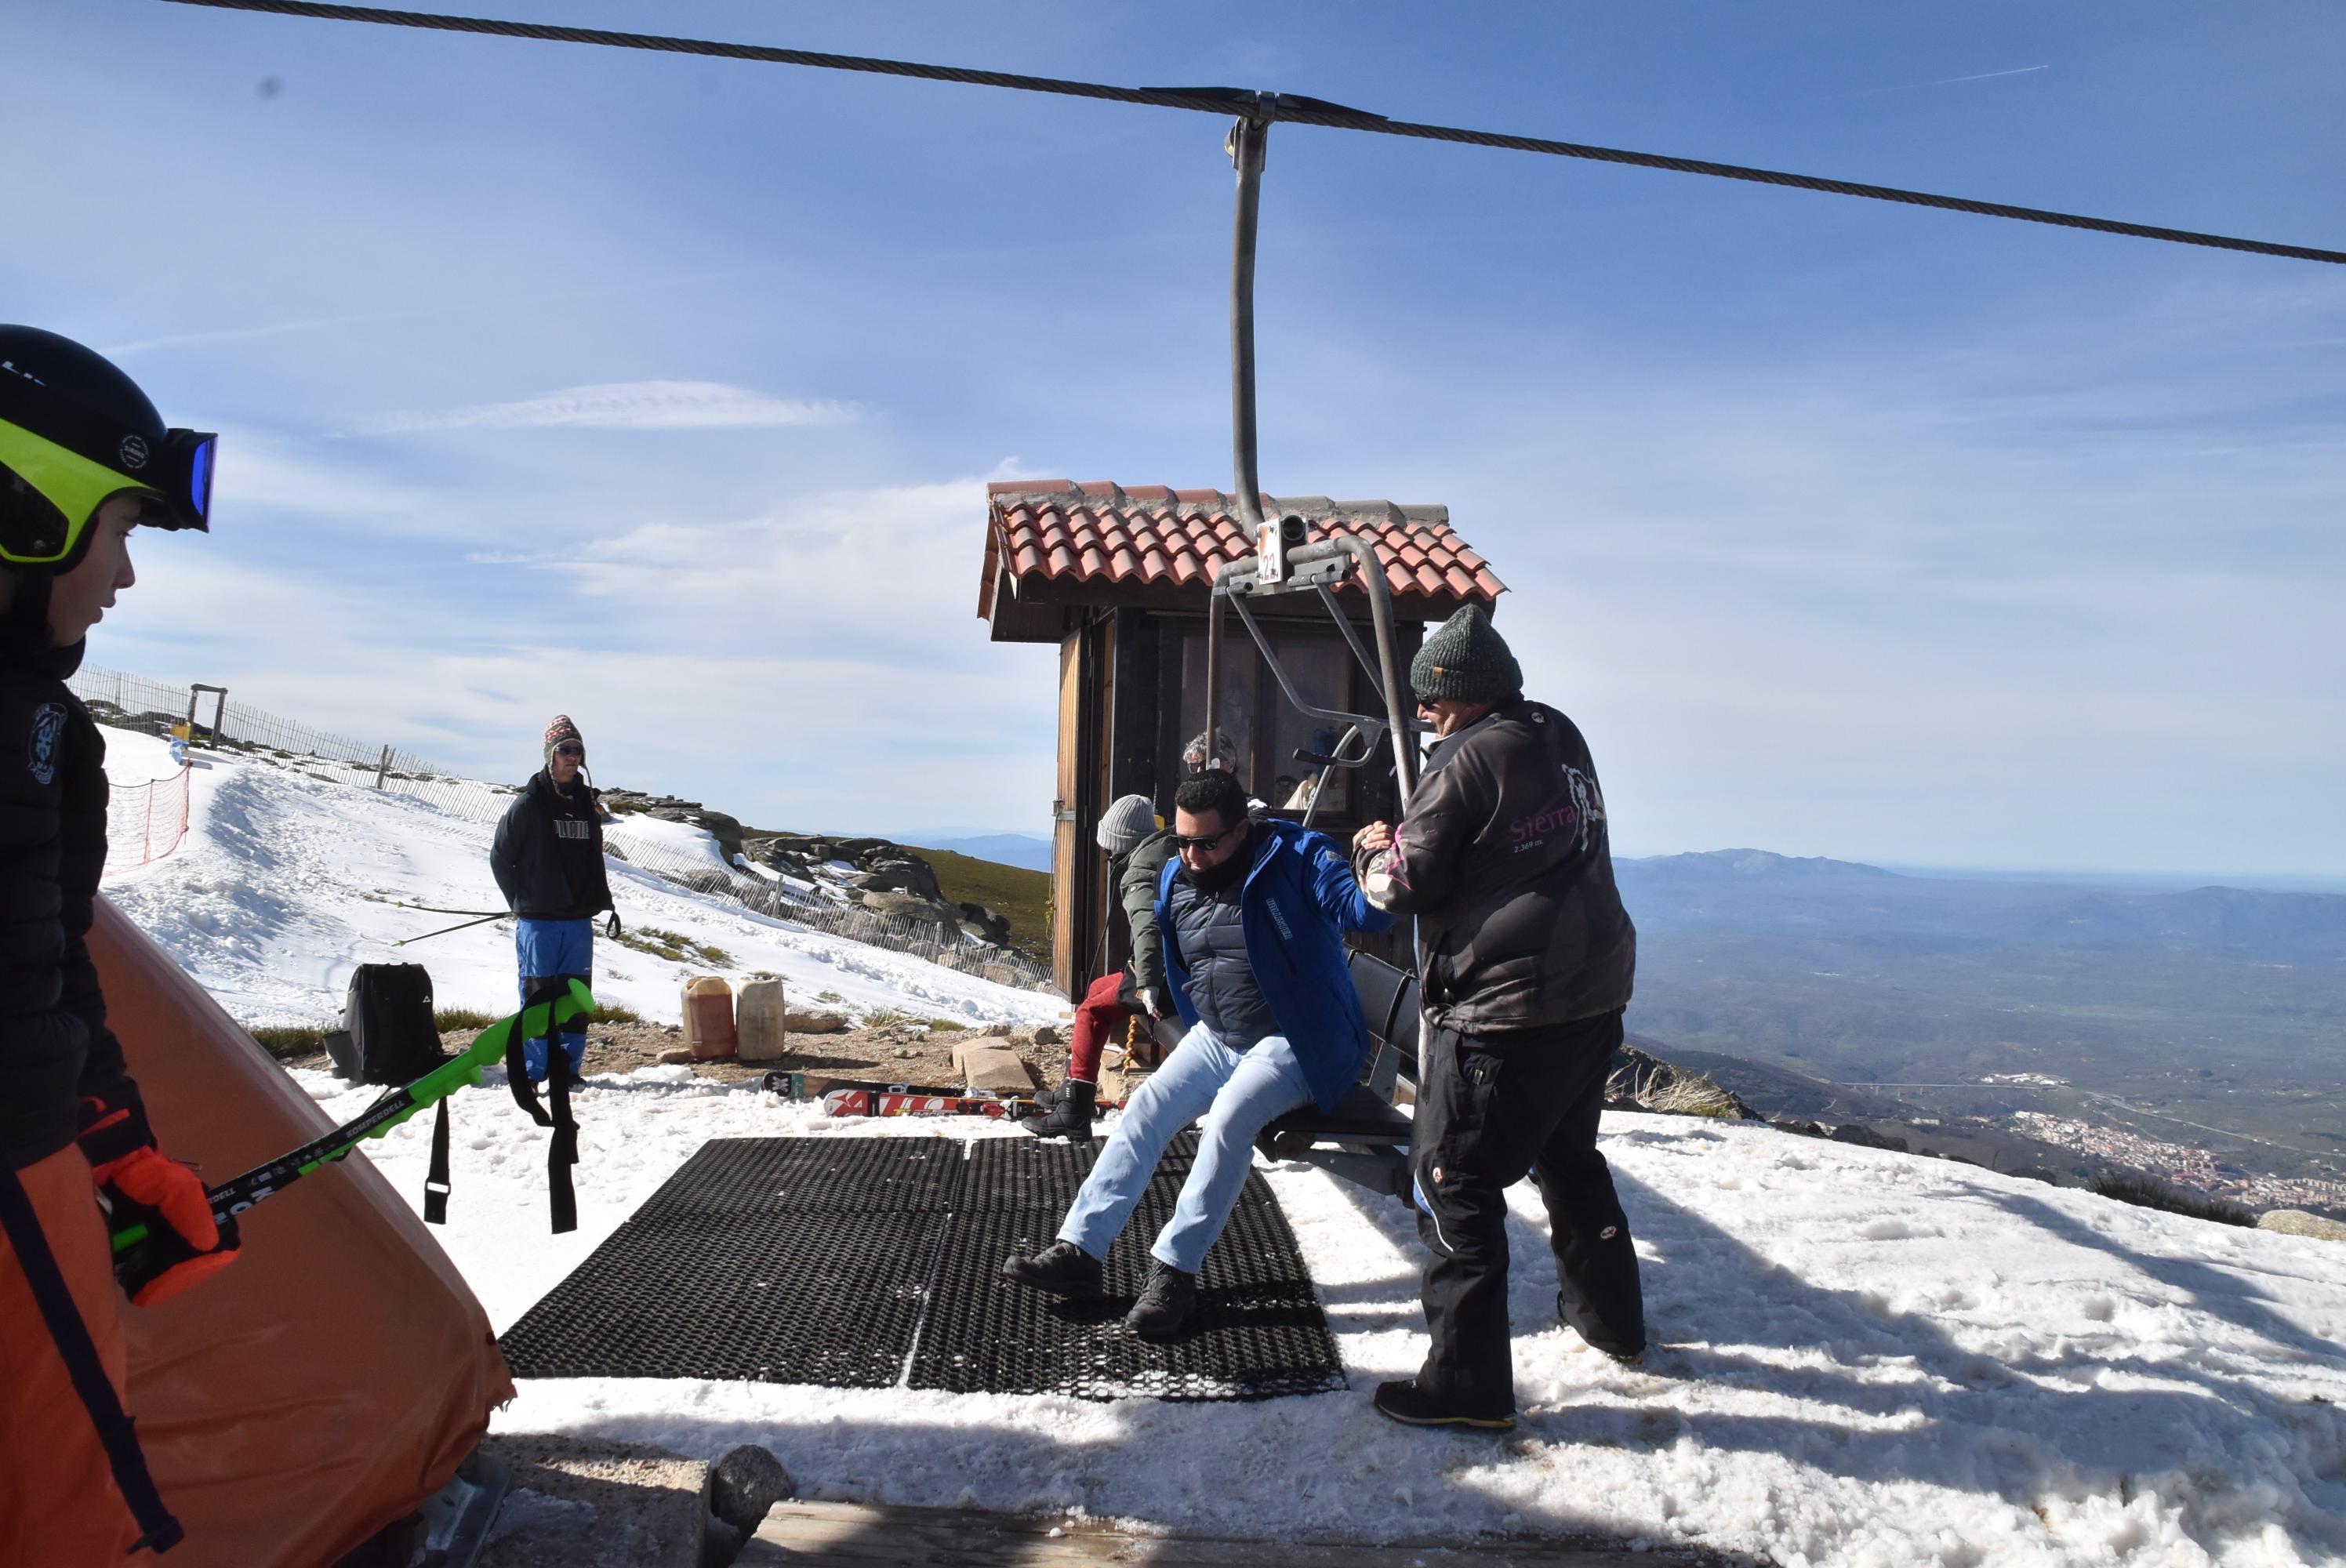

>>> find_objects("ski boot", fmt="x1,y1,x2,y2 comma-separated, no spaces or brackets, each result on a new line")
1024,1078,1097,1140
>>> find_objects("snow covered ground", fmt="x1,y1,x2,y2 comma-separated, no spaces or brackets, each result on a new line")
289,1065,2346,1568
103,727,2346,1565
97,725,1062,1030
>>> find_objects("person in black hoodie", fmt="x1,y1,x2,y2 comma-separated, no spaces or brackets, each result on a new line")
0,325,237,1562
1353,604,1643,1432
490,714,614,1085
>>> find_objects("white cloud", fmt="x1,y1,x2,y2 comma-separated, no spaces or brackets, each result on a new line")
358,380,856,435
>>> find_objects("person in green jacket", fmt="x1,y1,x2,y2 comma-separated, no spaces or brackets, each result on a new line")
1027,794,1175,1140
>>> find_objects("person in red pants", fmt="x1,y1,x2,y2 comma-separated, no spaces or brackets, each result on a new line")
2,325,241,1563
1029,794,1175,1140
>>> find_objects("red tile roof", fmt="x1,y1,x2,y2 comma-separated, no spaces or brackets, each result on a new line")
982,482,1505,617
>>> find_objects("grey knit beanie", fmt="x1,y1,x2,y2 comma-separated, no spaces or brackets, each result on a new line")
1409,604,1521,704
1095,793,1159,855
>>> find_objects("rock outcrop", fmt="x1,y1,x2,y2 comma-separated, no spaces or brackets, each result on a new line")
602,790,746,863
743,833,1013,946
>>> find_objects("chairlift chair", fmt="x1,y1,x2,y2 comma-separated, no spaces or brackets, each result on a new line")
1198,111,1429,1200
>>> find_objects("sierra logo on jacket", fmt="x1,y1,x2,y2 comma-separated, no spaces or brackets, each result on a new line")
26,702,65,786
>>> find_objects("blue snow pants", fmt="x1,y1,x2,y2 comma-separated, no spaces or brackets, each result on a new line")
516,917,594,1083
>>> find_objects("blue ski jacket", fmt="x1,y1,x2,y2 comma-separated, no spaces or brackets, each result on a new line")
1157,818,1395,1112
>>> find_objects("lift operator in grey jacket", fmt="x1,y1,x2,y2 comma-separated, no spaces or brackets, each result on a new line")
1353,604,1643,1431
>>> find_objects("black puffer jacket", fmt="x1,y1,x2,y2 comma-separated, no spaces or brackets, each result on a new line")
1356,698,1635,1036
491,772,614,920
0,624,136,1171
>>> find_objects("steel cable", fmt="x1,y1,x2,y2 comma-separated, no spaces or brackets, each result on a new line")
164,0,2346,266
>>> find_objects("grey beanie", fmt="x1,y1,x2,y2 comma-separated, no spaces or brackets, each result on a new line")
1410,604,1521,704
1095,793,1159,855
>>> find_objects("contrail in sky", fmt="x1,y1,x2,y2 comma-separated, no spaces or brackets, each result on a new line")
1875,64,2050,93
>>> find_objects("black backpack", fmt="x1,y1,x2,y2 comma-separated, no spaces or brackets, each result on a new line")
327,964,444,1086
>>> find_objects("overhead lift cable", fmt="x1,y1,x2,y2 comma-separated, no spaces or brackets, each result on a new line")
163,0,2346,267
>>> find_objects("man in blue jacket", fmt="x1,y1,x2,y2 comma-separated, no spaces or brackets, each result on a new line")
1001,767,1392,1339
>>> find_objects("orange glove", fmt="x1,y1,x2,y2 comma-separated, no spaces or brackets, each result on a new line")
80,1093,242,1306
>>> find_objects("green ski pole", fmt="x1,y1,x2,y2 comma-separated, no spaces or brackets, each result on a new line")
111,978,595,1254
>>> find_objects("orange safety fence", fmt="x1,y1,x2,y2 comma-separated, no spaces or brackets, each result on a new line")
105,767,192,877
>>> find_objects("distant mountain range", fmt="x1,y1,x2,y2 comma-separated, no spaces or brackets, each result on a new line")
1618,848,2346,965
910,833,1053,873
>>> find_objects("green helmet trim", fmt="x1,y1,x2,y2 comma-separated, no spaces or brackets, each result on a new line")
0,416,163,566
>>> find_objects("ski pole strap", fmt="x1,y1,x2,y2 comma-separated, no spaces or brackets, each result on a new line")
0,1163,183,1555
503,977,559,1130
547,1053,578,1235
504,976,582,1232
423,1098,452,1225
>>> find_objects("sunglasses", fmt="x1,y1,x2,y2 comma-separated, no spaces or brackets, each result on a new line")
1173,822,1242,853
552,743,585,757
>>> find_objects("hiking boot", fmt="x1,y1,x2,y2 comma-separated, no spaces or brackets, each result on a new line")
1127,1259,1197,1341
1371,1379,1515,1431
1025,1079,1096,1140
1000,1240,1103,1298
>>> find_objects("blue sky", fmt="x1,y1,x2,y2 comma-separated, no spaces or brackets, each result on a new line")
9,1,2344,876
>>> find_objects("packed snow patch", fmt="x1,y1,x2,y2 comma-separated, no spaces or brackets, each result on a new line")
96,726,1059,1030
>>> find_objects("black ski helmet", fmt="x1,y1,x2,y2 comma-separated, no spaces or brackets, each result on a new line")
0,325,213,571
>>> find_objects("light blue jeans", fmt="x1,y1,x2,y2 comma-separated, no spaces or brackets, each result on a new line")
1058,1022,1316,1274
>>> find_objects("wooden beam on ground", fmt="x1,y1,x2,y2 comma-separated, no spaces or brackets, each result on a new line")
739,1498,1723,1566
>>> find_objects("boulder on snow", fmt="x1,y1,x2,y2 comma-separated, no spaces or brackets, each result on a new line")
2259,1209,2346,1242
782,1011,847,1034
848,860,943,902
1829,1123,1910,1152
856,889,958,925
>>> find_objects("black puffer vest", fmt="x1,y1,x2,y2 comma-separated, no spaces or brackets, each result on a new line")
1168,873,1278,1051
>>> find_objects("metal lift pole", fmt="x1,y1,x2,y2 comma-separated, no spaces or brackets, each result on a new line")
1206,112,1272,765
1204,109,1423,808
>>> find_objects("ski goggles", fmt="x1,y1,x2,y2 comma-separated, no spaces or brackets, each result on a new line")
0,397,213,567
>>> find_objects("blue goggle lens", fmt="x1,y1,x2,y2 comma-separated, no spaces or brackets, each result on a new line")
185,436,213,521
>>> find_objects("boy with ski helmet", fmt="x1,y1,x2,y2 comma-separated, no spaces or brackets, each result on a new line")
0,325,238,1562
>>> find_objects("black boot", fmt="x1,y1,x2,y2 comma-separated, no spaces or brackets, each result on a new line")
1372,1378,1515,1431
1025,1079,1097,1140
1126,1259,1197,1341
1558,1288,1646,1364
1000,1240,1104,1298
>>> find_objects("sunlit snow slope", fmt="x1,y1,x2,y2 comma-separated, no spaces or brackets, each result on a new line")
96,725,1062,1029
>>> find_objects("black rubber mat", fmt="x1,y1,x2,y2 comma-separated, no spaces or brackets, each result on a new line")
502,1134,1346,1403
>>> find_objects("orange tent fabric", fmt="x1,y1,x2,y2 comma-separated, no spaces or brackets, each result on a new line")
92,898,514,1568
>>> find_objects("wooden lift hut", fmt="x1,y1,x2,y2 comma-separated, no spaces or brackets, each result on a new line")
978,479,1506,996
